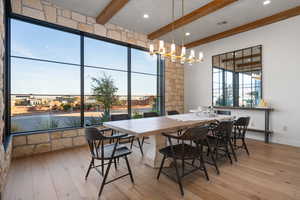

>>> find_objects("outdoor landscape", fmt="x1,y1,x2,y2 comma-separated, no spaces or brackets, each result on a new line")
11,94,157,133
11,74,158,133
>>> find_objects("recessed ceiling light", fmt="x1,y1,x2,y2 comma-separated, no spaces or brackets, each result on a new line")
217,21,228,25
185,32,190,36
143,14,149,19
263,0,271,5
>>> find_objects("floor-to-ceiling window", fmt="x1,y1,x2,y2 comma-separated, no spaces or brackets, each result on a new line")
9,18,164,134
11,19,81,133
131,49,160,118
84,37,128,126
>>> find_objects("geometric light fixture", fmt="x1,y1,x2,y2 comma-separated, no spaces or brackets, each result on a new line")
149,0,204,65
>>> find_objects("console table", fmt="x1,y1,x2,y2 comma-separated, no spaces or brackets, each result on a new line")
214,106,274,143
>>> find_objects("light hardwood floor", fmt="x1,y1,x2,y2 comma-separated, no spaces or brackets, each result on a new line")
3,139,300,200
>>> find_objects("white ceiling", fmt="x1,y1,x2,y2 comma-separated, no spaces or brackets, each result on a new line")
52,0,300,45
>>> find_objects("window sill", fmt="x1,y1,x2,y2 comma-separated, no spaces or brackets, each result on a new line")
213,106,274,111
11,126,86,137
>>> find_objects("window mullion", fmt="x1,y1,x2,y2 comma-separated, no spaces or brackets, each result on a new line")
80,35,84,127
127,47,131,118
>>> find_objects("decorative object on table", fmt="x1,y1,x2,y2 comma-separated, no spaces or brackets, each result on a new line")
258,99,268,108
189,106,207,113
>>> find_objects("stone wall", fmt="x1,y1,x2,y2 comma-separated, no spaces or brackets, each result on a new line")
12,128,86,158
10,0,184,157
0,0,12,197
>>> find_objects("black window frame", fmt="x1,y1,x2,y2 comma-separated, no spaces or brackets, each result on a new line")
3,0,11,147
212,45,262,108
6,12,165,136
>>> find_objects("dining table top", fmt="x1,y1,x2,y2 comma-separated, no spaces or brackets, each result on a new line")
103,113,233,137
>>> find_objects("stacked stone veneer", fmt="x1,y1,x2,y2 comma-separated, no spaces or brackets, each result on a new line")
10,0,184,158
13,128,86,158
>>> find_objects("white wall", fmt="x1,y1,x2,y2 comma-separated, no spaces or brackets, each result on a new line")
184,15,300,147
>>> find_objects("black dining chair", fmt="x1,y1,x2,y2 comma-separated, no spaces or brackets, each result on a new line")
167,110,180,115
143,111,159,118
85,127,134,197
157,126,210,196
111,114,144,156
167,110,185,138
208,121,237,163
232,117,250,155
141,112,159,146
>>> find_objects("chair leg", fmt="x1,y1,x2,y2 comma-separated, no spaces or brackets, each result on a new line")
206,146,210,157
173,158,184,196
181,158,185,176
242,138,250,156
206,139,219,175
137,138,144,156
101,157,104,176
200,156,209,181
200,144,209,181
225,142,233,164
234,134,237,147
124,155,134,183
98,158,113,197
214,139,219,161
229,140,238,162
130,137,134,149
141,137,145,147
85,158,94,180
157,155,166,180
114,158,118,170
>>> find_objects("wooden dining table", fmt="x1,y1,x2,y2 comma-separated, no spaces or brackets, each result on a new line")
103,113,232,168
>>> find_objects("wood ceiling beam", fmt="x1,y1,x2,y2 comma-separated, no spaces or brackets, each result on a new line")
147,0,237,40
96,0,129,25
186,6,300,48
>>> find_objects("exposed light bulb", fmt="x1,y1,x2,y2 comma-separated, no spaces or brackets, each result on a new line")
159,40,165,54
190,50,195,59
199,52,204,61
143,14,149,18
181,46,186,57
171,43,176,54
149,44,154,55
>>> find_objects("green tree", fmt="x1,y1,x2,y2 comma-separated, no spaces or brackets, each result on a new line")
91,74,118,122
62,103,72,111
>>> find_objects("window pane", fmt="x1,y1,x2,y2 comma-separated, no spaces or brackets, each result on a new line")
131,49,157,74
84,67,127,95
11,95,81,133
11,19,80,64
84,37,127,70
84,67,128,126
131,73,157,116
131,73,156,96
11,58,80,95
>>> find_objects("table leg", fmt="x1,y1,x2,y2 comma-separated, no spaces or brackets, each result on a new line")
143,134,171,168
265,110,270,143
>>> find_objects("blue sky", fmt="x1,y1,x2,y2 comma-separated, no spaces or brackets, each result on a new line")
11,19,158,96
